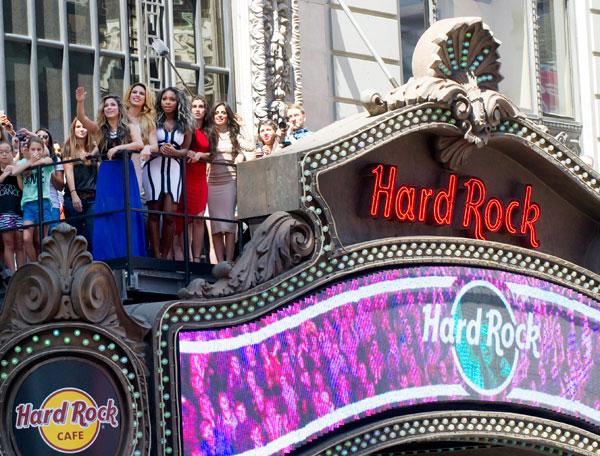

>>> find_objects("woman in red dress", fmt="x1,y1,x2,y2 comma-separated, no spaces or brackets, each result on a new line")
177,95,210,262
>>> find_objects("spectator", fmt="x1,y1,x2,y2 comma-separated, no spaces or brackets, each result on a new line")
215,392,238,442
0,113,16,146
0,141,24,274
199,420,232,456
62,119,98,250
75,86,146,260
207,102,255,263
175,95,211,262
36,128,64,228
11,136,54,261
124,82,157,195
281,103,311,147
233,402,255,453
255,119,281,157
250,424,265,449
142,87,192,259
263,399,288,441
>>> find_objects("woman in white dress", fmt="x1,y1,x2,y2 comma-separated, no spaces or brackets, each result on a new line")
142,87,193,258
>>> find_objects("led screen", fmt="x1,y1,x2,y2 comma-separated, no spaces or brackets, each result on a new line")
178,266,600,455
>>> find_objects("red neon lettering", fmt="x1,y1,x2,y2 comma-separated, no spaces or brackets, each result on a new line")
504,200,520,234
395,186,416,221
365,164,541,249
520,185,541,248
370,164,396,218
418,188,433,222
433,174,457,225
484,197,503,232
462,177,486,240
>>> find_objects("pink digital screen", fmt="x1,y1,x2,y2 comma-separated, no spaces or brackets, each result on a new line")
178,266,600,455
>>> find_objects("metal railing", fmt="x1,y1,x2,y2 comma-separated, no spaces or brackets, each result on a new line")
4,151,245,286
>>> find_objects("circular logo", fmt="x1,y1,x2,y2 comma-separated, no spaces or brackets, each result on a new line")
451,281,519,395
10,358,124,455
38,388,100,453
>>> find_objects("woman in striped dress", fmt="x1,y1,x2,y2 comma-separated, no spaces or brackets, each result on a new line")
142,87,193,258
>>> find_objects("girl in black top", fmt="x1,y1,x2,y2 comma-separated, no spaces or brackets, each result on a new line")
63,118,98,249
0,141,24,273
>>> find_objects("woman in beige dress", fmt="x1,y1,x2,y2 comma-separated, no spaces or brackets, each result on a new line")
207,102,255,263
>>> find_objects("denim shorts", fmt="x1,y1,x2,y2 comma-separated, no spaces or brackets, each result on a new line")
22,200,52,225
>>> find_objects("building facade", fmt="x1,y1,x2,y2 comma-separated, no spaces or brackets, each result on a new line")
0,0,598,168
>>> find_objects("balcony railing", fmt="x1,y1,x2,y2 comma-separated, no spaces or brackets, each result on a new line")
2,151,245,300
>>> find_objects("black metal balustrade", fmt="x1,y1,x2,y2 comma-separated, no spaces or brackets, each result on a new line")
0,152,245,301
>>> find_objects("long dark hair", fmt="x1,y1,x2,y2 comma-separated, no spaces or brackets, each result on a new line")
36,127,57,161
191,95,211,132
208,101,240,158
156,87,194,134
96,95,130,153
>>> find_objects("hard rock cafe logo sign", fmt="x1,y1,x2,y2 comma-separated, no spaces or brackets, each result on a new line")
14,388,119,453
423,281,541,395
369,164,542,248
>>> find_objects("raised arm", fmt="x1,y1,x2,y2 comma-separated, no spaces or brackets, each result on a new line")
75,87,100,135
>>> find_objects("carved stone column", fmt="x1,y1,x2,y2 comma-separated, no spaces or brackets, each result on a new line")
249,0,304,123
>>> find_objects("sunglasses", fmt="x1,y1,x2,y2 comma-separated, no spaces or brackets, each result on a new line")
38,135,49,140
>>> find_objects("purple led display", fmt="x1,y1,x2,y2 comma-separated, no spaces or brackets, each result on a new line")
178,266,600,456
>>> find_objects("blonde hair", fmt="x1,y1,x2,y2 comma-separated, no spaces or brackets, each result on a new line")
124,82,156,143
286,103,305,114
63,118,95,160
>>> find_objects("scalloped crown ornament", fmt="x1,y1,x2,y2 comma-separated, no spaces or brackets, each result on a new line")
363,17,523,170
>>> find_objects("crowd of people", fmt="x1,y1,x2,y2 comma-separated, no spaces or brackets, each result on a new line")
178,268,433,455
0,84,312,278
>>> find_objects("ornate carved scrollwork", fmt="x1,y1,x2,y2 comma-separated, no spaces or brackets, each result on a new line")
363,17,525,171
249,0,303,123
180,212,315,299
0,224,147,344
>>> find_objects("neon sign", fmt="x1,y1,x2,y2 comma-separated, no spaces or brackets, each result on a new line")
369,164,541,248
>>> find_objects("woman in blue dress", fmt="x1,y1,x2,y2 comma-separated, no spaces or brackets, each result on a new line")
75,86,146,260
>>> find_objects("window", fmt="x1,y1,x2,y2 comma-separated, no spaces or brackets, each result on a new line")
37,47,64,139
98,0,122,50
537,0,573,117
400,0,426,83
201,0,227,67
99,56,125,97
3,0,28,35
67,0,91,45
69,51,94,121
1,0,234,138
36,0,61,41
171,0,233,101
4,41,32,130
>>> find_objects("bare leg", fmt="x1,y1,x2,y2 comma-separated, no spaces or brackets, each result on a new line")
2,232,16,273
14,231,24,268
191,217,205,261
224,232,236,262
147,200,161,258
212,232,225,263
160,194,177,258
172,233,184,261
22,224,37,262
